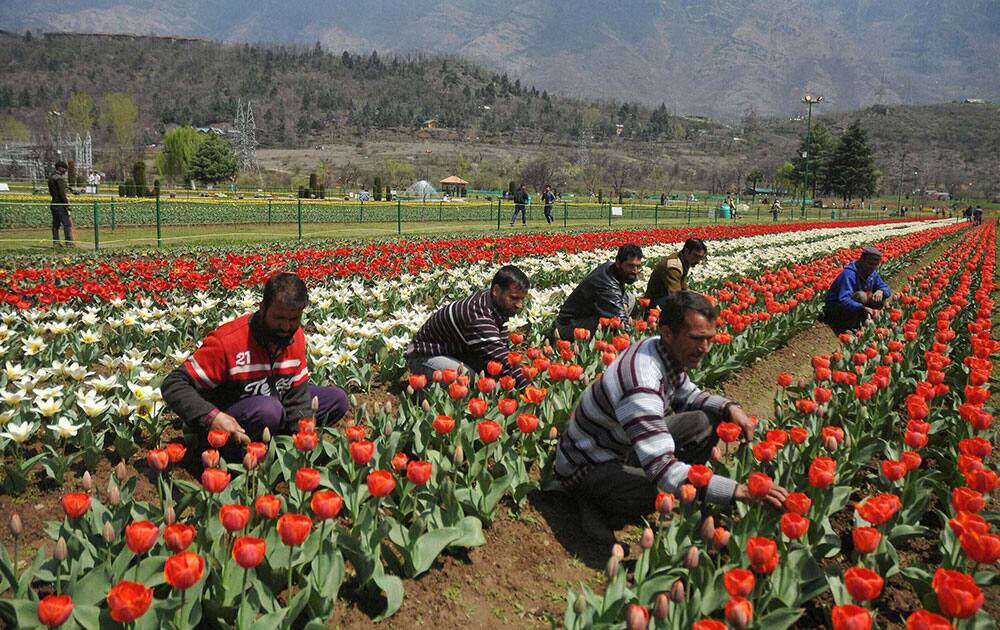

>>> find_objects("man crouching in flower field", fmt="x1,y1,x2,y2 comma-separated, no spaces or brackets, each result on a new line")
554,243,644,340
162,272,348,444
822,246,892,335
552,290,788,543
406,265,531,389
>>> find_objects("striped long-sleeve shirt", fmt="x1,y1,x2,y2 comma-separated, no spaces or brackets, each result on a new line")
554,336,738,504
407,289,527,387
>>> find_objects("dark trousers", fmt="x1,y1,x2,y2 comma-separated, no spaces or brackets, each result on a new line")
223,385,348,442
511,204,526,225
572,410,718,521
544,205,554,224
823,303,869,335
51,205,73,245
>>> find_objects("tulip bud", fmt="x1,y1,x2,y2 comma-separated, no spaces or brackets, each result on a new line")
349,394,358,407
53,537,68,562
311,396,319,413
548,426,559,440
669,579,685,603
421,399,431,413
700,515,716,542
9,513,22,539
625,604,648,630
262,427,271,444
824,436,839,452
201,451,215,467
115,461,128,482
611,543,625,561
726,599,752,630
573,592,587,615
655,592,672,618
406,385,414,396
680,484,697,504
81,471,93,492
605,554,619,578
108,484,121,507
243,452,258,470
384,420,394,437
713,527,731,547
383,401,392,415
639,527,654,550
711,445,723,462
164,504,176,525
797,378,807,389
684,545,700,569
657,493,675,516
452,445,464,467
103,520,116,544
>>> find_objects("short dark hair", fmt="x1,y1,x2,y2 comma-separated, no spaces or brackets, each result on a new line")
615,243,644,263
659,290,717,334
682,238,707,254
54,160,68,169
263,272,309,309
491,265,530,291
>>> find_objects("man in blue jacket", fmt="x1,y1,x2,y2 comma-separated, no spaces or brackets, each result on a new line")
823,246,891,334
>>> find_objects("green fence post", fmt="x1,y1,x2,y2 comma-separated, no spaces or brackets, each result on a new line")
268,199,272,225
155,191,162,249
655,204,659,226
297,198,302,240
438,201,442,221
111,202,116,231
360,201,364,224
397,199,402,235
687,201,691,224
497,199,502,230
756,205,760,222
563,201,568,228
93,201,99,251
608,202,612,227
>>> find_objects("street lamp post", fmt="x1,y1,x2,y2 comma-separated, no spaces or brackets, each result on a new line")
896,151,906,215
799,95,822,218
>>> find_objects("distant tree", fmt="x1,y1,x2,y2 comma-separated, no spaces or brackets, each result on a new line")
0,115,30,141
155,127,204,183
745,169,764,193
519,157,559,192
186,133,238,185
792,122,835,197
66,93,94,136
101,93,138,179
827,120,879,204
774,161,797,194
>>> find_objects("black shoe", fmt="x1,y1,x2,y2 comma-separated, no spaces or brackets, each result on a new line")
576,498,617,544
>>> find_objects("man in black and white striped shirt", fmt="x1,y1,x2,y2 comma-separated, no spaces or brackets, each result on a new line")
553,290,788,541
406,265,530,388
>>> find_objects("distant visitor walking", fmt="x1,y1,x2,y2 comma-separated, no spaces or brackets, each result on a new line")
542,185,556,224
511,183,528,226
47,160,74,247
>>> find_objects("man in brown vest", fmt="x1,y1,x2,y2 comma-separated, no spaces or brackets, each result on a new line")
643,238,707,310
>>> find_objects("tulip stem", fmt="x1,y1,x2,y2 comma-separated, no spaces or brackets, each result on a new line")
176,589,186,629
287,547,294,603
239,568,249,624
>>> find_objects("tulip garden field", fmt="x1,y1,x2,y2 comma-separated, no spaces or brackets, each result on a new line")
0,216,996,629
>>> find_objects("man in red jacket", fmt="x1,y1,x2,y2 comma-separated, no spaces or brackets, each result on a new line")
162,273,348,444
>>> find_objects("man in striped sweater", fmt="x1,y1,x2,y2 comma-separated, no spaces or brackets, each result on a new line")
406,265,530,388
553,290,788,542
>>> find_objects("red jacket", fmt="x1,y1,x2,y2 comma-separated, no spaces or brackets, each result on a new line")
162,312,311,427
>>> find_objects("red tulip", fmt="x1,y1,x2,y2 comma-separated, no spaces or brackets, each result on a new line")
789,426,809,444
716,422,742,443
165,443,186,463
932,568,983,619
497,398,518,417
692,621,727,630
255,494,283,519
747,472,773,497
207,428,229,448
406,460,433,485
679,483,697,504
146,448,169,471
752,441,778,463
725,597,753,630
852,527,881,554
163,523,196,552
777,372,793,387
905,431,929,449
367,469,396,497
432,415,455,435
477,420,502,443
949,511,989,538
407,373,427,391
855,494,901,526
349,440,375,465
808,457,836,488
723,568,755,597
201,467,231,493
958,437,992,458
516,413,539,433
548,363,568,381
164,551,204,590
295,467,321,492
687,464,713,488
655,491,674,514
486,360,504,376
959,530,1000,564
881,459,908,482
311,490,344,520
785,492,812,515
37,594,74,627
905,609,956,630
201,449,220,468
124,520,159,554
276,513,312,546
246,441,267,461
467,397,489,417
713,526,731,547
449,382,469,400
625,603,649,630
232,536,266,569
391,451,409,472
780,512,809,539
520,386,547,404
219,504,251,532
344,424,366,442
900,450,922,471
795,399,817,414
745,537,779,574
843,566,884,601
294,431,317,452
765,429,788,446
951,487,985,513
60,493,91,519
106,580,153,623
813,386,832,404
298,418,315,434
832,604,872,630
965,468,999,493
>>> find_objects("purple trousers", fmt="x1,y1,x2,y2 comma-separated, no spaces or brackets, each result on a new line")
224,385,349,441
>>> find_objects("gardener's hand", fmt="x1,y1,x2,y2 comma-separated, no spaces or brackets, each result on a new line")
734,481,789,512
727,404,756,442
210,412,250,445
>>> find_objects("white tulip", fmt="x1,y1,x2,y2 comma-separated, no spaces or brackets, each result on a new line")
0,421,35,443
48,418,84,439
